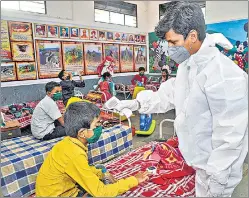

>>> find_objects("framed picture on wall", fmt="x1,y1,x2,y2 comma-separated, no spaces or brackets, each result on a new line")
84,43,102,75
59,26,69,39
98,31,107,41
11,42,34,61
79,28,89,40
34,24,47,38
1,62,17,82
120,44,134,72
62,42,84,74
134,35,141,43
121,33,128,42
107,32,114,41
89,29,98,40
134,45,147,71
8,21,33,41
103,43,120,72
47,25,59,38
1,20,12,62
36,40,63,79
70,27,79,39
128,34,135,43
140,35,146,44
114,32,121,42
16,62,37,80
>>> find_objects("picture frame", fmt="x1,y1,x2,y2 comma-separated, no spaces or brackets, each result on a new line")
134,45,147,71
62,42,84,74
128,34,135,43
11,42,34,61
1,20,12,62
59,26,69,39
1,62,17,82
34,24,47,38
121,33,128,42
98,30,107,41
47,25,59,38
36,40,63,79
89,29,98,40
79,28,89,40
140,35,146,44
114,32,121,42
16,62,37,80
103,43,120,72
8,21,33,42
70,27,79,39
135,35,141,43
84,42,102,75
120,44,134,72
106,32,114,41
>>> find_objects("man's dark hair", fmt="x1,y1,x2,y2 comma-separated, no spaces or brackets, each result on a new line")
45,81,60,93
155,1,206,41
64,102,100,138
58,70,65,80
161,69,169,74
139,67,145,72
102,72,111,79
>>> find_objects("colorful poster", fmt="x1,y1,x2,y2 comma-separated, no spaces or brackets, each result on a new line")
107,32,113,41
149,32,178,74
103,44,120,72
120,45,134,72
128,34,135,43
99,31,106,41
90,30,98,40
34,24,46,38
206,19,248,72
62,42,84,73
8,21,32,41
1,62,16,82
16,62,37,80
60,26,69,38
134,46,147,71
36,41,63,79
84,43,102,75
1,20,12,62
114,32,121,42
121,33,128,42
140,35,146,44
135,35,140,43
79,28,89,40
11,42,34,61
47,25,59,38
70,27,79,39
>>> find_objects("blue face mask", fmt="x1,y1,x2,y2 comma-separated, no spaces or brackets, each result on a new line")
167,46,190,64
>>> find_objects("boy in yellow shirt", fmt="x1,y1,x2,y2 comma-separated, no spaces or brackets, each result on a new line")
36,102,148,197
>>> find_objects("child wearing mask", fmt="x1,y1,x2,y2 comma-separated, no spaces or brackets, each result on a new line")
36,102,149,197
58,70,85,106
131,67,148,99
31,81,66,140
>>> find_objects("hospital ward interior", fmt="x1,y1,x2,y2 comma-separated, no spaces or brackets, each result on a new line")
1,1,249,197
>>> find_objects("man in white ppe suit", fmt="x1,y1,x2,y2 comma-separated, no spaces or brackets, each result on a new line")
112,1,248,197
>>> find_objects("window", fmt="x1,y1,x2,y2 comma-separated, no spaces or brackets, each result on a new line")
159,1,206,20
94,1,137,27
1,1,46,14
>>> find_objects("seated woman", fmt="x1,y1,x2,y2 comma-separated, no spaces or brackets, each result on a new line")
158,69,169,84
36,102,148,197
95,72,116,102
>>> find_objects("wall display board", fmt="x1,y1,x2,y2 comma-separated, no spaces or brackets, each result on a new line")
84,43,102,75
103,43,120,72
120,45,134,72
16,62,37,80
1,20,12,62
62,42,84,74
1,62,17,82
36,40,63,79
134,45,147,71
8,21,32,41
11,42,34,61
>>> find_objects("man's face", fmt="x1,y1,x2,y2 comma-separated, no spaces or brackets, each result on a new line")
63,71,70,79
48,86,62,97
62,29,66,35
50,27,55,34
139,71,145,76
162,71,167,76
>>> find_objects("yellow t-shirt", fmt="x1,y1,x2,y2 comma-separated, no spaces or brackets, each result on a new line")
36,137,138,197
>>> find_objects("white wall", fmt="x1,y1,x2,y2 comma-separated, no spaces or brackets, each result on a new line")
1,1,148,34
147,1,248,32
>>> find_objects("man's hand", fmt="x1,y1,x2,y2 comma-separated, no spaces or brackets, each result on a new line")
106,173,117,184
115,100,139,112
134,171,149,184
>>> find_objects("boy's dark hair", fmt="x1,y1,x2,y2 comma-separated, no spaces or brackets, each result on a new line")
139,67,145,72
155,1,206,41
58,70,65,80
45,81,60,93
64,102,100,138
102,72,111,79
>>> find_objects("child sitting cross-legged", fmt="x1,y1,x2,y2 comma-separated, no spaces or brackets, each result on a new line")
35,102,148,197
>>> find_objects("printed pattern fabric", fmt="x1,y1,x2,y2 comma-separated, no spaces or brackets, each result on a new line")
1,124,132,197
105,140,195,197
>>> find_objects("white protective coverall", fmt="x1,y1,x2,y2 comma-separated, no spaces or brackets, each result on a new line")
117,34,248,197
